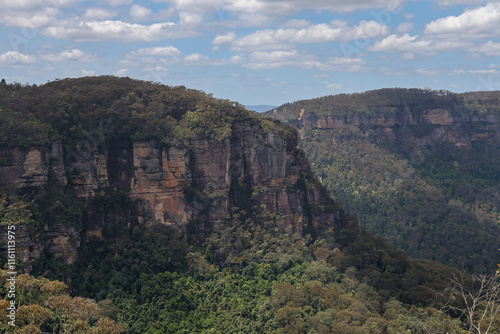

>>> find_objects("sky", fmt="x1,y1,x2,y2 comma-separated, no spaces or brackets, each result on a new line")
1,0,500,106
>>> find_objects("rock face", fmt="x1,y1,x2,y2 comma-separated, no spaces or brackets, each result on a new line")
0,120,342,272
293,106,500,148
0,142,66,190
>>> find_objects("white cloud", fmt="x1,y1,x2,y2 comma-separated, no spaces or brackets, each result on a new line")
469,68,500,75
0,51,36,65
143,65,168,72
213,32,237,45
449,69,465,75
283,0,406,13
369,3,500,56
225,0,296,26
328,57,365,66
425,3,500,39
81,69,96,76
42,20,187,42
130,5,152,22
250,50,299,62
229,21,389,51
106,0,133,6
1,7,60,28
122,49,236,68
476,41,500,55
162,0,224,27
184,53,210,64
180,53,239,66
397,22,413,33
225,0,405,26
171,0,225,11
369,33,471,54
178,12,203,26
83,8,116,20
284,19,310,29
41,49,95,62
326,57,366,71
127,46,182,58
228,55,244,64
243,50,366,71
0,0,80,9
116,68,128,76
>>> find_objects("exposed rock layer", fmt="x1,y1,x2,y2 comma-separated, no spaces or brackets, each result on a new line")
290,106,500,148
0,121,341,272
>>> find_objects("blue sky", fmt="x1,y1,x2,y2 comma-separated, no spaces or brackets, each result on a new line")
1,0,500,106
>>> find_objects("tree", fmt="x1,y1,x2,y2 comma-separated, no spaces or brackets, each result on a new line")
46,295,99,333
442,271,500,333
17,305,53,328
0,199,33,227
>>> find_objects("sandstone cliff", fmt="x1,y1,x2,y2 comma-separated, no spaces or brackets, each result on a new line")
0,118,342,273
273,100,500,150
267,89,500,153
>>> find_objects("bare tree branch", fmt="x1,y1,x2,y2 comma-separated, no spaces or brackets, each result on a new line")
441,271,500,334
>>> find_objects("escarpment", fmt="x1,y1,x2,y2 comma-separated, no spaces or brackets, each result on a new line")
0,77,343,273
267,88,500,150
265,88,500,273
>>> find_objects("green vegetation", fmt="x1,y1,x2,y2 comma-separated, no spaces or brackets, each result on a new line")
0,77,255,149
0,111,55,148
2,195,499,333
1,78,500,333
33,205,469,333
266,88,500,273
0,271,122,333
270,88,459,119
300,134,499,272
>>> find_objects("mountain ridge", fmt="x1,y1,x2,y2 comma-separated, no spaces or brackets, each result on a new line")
265,87,500,273
0,78,488,333
0,76,343,273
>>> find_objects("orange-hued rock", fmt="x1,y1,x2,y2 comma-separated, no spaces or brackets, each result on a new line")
130,142,190,225
422,108,453,125
0,118,345,272
317,117,328,128
293,105,499,147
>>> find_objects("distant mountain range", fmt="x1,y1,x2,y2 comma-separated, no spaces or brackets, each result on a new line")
244,104,277,112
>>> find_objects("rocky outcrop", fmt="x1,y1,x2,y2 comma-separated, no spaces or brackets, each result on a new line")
130,141,190,226
0,120,343,272
126,122,339,236
0,142,66,190
294,106,500,149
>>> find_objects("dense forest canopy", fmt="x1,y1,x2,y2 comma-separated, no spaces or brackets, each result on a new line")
266,87,500,274
0,76,263,149
268,88,500,119
0,78,499,333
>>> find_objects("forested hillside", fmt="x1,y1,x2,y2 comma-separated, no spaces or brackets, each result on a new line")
0,78,498,333
265,88,500,273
